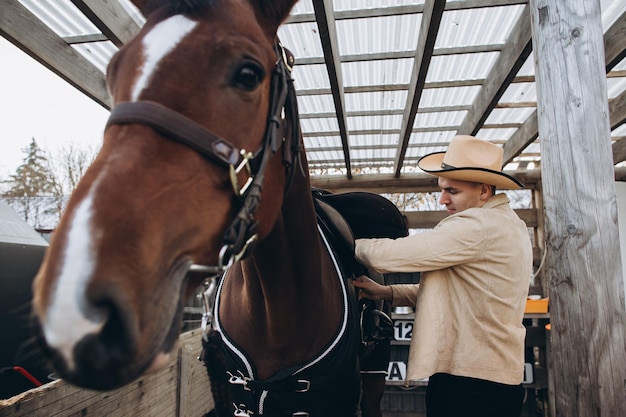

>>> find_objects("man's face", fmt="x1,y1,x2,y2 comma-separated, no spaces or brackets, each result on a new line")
437,177,487,215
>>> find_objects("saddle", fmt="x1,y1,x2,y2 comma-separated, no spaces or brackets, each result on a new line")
312,188,409,349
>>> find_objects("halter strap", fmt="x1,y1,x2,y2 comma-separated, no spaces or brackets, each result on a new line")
105,42,301,272
106,101,245,168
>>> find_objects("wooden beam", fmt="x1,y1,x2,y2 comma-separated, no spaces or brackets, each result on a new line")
456,4,533,136
603,6,626,71
612,89,626,163
393,0,446,177
285,0,527,24
310,169,545,193
610,88,626,131
529,1,626,415
502,109,539,164
0,0,110,108
310,167,626,194
502,8,626,166
69,0,141,47
404,208,538,229
312,0,352,178
294,43,503,65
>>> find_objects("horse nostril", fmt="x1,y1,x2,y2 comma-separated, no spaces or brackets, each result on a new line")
71,292,137,379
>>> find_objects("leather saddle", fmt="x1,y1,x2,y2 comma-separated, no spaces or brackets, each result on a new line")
312,188,409,347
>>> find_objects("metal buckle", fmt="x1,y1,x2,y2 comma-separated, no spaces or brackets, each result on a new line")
218,244,236,271
295,379,310,393
233,403,253,416
228,371,252,391
229,149,254,196
199,276,218,335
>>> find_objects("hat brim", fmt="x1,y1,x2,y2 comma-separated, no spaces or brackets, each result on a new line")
418,152,523,189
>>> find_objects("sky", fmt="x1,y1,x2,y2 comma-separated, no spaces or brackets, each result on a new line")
0,37,110,180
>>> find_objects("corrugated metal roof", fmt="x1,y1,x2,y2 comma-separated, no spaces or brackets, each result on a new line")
3,0,626,185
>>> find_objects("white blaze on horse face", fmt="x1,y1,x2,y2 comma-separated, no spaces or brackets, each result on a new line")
44,191,103,370
131,15,198,101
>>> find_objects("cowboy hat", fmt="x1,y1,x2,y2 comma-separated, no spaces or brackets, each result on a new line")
417,135,523,189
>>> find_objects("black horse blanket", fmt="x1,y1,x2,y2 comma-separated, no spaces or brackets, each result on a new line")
202,190,407,417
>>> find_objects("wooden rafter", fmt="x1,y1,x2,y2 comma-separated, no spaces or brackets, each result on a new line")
393,0,446,177
0,0,110,108
312,0,352,178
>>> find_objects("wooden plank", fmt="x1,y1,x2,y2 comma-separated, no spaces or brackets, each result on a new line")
502,110,539,165
404,208,538,229
501,8,626,167
0,330,213,417
178,329,213,417
603,7,626,71
0,0,110,108
70,0,141,47
312,0,352,178
529,0,626,415
393,0,446,177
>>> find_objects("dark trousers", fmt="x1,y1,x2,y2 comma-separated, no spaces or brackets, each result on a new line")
426,373,524,417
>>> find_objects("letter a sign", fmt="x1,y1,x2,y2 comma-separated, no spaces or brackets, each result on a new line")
386,361,406,382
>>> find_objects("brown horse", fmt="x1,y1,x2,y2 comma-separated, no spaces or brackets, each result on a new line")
32,0,387,416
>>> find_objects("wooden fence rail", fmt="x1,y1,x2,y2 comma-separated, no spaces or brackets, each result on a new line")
0,329,213,417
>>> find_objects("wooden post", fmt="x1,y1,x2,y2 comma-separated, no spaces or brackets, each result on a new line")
529,1,626,416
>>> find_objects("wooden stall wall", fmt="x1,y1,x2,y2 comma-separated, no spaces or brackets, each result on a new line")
0,330,213,417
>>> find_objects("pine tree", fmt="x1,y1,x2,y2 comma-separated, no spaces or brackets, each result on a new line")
2,138,57,227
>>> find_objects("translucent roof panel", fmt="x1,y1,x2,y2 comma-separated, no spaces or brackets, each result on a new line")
345,91,408,112
413,111,467,129
334,0,425,11
427,52,499,83
350,134,399,147
300,117,339,133
5,0,624,187
347,114,403,131
475,127,519,142
336,15,420,55
419,86,482,107
21,0,100,37
295,94,336,114
499,82,538,104
292,63,331,90
435,6,526,48
486,107,536,125
278,22,324,59
342,58,414,87
72,42,117,73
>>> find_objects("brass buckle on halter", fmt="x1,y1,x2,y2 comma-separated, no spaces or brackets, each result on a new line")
229,149,254,196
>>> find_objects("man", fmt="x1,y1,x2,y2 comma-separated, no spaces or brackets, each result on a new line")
353,135,532,417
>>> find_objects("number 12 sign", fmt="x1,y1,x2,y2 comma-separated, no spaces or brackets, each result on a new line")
393,320,413,341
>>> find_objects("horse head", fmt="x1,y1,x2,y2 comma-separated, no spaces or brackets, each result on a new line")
32,0,300,390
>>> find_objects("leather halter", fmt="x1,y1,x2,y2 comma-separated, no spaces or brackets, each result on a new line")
105,42,302,276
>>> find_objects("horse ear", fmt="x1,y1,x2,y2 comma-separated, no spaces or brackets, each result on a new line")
251,0,299,36
131,0,154,16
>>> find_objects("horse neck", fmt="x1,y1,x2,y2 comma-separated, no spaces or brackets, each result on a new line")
218,168,343,375
244,176,328,306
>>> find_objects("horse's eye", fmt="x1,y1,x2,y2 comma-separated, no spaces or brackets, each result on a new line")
233,63,265,91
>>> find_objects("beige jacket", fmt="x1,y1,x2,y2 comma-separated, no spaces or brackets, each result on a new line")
355,194,532,385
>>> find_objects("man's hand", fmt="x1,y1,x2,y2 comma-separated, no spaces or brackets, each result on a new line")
352,275,393,302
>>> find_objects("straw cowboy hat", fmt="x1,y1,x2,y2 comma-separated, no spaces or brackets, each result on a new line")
417,135,523,189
